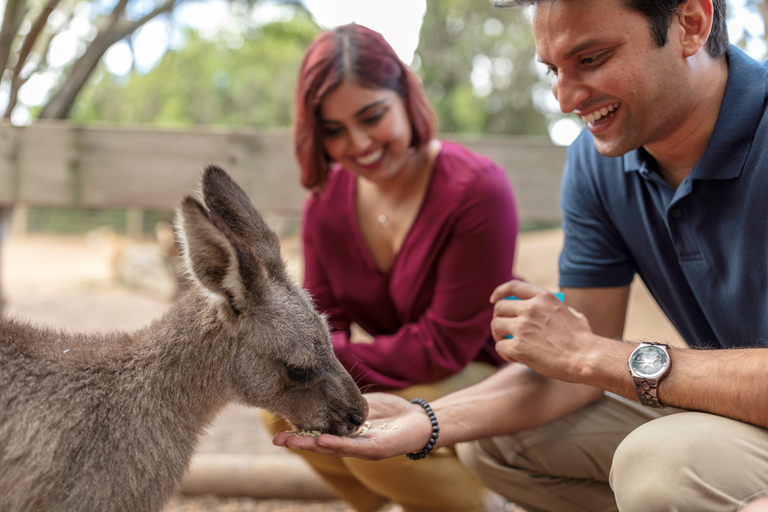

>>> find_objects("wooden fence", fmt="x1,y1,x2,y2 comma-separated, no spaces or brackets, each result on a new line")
0,121,567,302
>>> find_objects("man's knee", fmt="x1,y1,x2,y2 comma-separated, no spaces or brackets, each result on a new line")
611,416,685,511
611,412,767,512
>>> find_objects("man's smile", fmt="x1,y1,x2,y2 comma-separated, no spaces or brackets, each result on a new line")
580,103,621,124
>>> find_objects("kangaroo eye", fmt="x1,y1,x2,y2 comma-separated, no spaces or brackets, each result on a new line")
285,365,312,381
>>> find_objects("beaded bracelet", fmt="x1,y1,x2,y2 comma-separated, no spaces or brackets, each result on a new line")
406,398,440,461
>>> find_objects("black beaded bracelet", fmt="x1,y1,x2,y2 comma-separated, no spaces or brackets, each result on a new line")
406,398,440,461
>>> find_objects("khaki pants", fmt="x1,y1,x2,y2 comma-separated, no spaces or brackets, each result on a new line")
262,362,498,512
457,392,768,512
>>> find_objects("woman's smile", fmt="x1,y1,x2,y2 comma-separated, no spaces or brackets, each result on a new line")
354,147,386,169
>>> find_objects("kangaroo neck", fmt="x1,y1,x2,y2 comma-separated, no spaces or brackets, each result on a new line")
133,290,237,431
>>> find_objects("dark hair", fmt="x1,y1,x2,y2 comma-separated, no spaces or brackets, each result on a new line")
294,23,437,191
495,0,728,58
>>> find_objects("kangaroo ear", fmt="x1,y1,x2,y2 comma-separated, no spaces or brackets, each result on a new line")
176,197,264,316
201,165,284,278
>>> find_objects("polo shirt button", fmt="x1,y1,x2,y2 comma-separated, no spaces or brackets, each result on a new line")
671,208,682,219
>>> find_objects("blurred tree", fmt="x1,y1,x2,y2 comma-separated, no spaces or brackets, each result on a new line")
0,0,303,123
2,0,178,121
416,0,547,136
72,10,319,125
763,2,768,48
734,0,767,57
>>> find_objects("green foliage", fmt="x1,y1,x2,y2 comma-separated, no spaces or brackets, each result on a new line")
72,9,320,126
417,0,548,136
72,0,549,135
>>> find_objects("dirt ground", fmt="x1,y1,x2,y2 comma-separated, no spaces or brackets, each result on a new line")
0,230,683,511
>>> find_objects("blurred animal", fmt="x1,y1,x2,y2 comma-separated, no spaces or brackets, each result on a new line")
0,165,367,512
87,221,180,300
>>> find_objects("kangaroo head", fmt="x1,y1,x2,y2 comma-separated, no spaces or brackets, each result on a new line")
176,165,367,437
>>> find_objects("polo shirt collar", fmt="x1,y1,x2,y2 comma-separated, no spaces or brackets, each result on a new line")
692,45,767,180
622,45,768,180
622,149,643,173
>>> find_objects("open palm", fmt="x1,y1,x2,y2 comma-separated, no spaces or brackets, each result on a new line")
273,393,434,461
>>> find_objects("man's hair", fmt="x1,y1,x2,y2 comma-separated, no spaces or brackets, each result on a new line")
496,0,728,57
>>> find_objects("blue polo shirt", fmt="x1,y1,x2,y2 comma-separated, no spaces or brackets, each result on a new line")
558,45,768,349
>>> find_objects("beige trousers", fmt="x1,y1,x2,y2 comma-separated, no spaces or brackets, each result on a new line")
457,393,768,512
263,362,498,512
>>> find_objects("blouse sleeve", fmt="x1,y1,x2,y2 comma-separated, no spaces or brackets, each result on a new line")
301,200,351,336
332,163,518,390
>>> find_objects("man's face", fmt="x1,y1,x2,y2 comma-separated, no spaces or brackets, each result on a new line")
533,0,690,157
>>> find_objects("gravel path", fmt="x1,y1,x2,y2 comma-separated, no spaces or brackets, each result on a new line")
164,496,353,511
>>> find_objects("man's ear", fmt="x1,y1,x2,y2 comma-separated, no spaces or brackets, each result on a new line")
677,0,714,58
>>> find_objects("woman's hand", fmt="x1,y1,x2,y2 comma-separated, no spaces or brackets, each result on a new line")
273,393,435,460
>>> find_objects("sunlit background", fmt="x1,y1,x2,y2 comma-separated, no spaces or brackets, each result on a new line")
2,0,766,145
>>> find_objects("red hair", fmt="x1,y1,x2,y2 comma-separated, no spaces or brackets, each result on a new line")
294,23,437,191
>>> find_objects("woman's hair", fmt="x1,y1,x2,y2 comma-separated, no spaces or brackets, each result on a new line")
294,23,437,191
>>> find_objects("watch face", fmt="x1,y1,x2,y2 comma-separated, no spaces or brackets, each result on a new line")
630,345,669,379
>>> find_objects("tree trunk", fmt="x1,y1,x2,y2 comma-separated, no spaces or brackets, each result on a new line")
0,206,12,312
39,0,176,120
3,0,61,120
0,0,25,76
38,30,118,119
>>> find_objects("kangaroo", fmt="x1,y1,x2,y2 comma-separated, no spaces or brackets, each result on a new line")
0,165,368,512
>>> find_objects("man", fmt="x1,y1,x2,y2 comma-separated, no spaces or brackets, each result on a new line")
275,1,768,510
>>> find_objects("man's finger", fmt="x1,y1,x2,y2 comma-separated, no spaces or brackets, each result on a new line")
493,297,525,318
491,315,520,342
490,279,546,303
493,337,520,363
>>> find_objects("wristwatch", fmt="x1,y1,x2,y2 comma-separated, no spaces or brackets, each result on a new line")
628,342,671,408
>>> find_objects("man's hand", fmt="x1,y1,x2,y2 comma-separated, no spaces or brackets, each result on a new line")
272,393,435,460
490,280,598,383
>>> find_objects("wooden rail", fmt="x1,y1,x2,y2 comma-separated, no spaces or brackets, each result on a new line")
0,121,568,304
0,121,566,218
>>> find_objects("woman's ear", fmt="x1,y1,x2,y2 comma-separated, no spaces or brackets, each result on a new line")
677,0,714,58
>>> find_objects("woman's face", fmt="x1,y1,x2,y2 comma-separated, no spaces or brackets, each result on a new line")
319,78,414,183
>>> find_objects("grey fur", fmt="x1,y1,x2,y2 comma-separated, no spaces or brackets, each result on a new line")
0,165,367,512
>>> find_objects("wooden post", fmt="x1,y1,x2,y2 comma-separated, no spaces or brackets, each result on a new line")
126,207,144,239
0,206,13,311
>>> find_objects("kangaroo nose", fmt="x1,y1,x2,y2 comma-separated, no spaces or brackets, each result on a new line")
348,413,365,428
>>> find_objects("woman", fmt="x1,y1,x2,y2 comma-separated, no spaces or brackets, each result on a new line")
263,23,518,512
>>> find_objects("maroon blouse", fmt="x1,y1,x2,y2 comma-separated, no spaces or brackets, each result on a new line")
302,141,518,390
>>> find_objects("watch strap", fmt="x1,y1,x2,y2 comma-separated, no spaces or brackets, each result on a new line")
632,375,665,408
